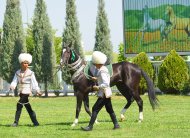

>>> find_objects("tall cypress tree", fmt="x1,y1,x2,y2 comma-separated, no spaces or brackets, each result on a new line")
63,0,83,57
0,28,2,78
94,0,113,62
0,28,2,44
26,24,34,55
62,0,83,84
0,0,26,83
32,0,56,96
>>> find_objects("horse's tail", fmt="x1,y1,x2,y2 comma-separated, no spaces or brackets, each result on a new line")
141,69,159,110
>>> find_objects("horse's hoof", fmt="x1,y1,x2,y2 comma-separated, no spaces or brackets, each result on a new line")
95,120,100,125
71,123,77,127
138,119,143,123
121,117,125,122
120,114,125,122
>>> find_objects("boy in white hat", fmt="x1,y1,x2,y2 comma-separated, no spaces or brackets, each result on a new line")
10,53,41,127
81,51,120,131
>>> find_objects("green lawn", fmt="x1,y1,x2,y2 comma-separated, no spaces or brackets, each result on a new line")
0,95,189,138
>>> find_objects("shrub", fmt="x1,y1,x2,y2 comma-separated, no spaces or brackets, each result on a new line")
132,52,154,94
158,50,189,94
118,43,127,62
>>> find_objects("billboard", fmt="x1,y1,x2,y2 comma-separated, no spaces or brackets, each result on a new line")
123,0,190,56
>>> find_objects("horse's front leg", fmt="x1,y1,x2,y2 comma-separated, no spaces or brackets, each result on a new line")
71,92,83,127
140,31,145,46
165,23,174,37
160,25,167,41
184,27,190,38
83,95,91,116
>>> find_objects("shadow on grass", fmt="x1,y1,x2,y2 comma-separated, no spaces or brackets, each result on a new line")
44,121,90,126
0,124,40,127
0,119,128,129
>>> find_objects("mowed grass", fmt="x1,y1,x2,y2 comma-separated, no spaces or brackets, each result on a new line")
0,95,189,138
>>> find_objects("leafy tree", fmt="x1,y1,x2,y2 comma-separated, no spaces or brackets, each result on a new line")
26,27,62,65
132,52,154,94
62,0,84,84
0,28,2,44
0,0,26,85
0,28,2,73
62,0,83,57
158,50,189,94
93,0,113,63
118,43,127,62
54,36,62,64
26,24,34,55
0,28,2,78
32,0,56,96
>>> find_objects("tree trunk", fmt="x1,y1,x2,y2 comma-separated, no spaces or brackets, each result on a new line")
44,81,48,97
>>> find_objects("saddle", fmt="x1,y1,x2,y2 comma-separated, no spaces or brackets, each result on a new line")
84,61,113,79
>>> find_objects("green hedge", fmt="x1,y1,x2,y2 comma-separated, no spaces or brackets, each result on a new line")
132,52,154,94
158,50,189,94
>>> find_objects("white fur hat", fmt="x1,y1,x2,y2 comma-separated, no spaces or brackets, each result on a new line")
18,53,32,64
92,51,107,64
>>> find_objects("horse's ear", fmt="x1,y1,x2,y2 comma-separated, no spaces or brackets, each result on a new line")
66,46,71,52
62,42,68,49
62,42,71,49
68,42,73,48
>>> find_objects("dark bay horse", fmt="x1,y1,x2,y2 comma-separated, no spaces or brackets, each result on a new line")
60,46,158,126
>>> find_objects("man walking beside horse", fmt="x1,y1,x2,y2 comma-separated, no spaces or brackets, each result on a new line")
81,51,120,131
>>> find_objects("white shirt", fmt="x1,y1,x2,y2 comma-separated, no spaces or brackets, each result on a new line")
10,69,40,94
95,66,112,98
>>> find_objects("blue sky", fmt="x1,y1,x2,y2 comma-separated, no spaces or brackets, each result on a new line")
0,0,123,53
124,0,190,10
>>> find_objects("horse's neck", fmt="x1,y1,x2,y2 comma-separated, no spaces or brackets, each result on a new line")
169,10,176,19
69,56,81,66
69,56,86,80
68,55,85,72
144,11,152,25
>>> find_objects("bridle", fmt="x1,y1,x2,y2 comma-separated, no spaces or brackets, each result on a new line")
60,47,86,81
60,47,70,66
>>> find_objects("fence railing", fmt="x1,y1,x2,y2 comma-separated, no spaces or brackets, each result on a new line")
1,60,190,96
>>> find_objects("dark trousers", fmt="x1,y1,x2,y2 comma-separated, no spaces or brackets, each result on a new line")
82,97,120,130
16,93,33,114
14,93,39,125
92,97,114,114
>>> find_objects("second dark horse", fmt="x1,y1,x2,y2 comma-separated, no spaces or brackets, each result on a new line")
60,46,158,127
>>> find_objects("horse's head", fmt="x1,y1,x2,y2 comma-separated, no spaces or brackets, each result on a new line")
60,46,71,66
143,5,148,11
142,4,151,24
165,6,173,16
60,44,79,67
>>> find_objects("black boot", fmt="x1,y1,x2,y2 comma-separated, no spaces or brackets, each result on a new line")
12,110,22,127
29,111,39,126
81,112,97,131
110,113,120,129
